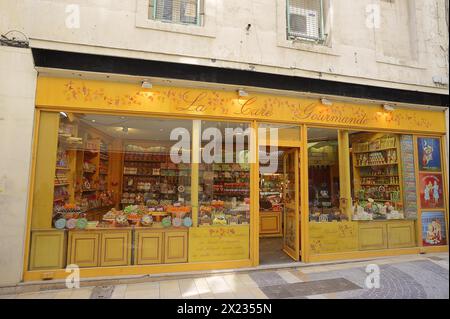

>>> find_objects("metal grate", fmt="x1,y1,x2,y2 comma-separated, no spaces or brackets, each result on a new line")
153,0,200,25
287,0,323,40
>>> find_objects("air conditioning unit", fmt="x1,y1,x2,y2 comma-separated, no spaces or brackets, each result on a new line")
289,7,320,40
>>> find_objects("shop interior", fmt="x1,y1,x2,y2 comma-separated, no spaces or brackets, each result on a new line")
258,147,298,265
52,113,251,232
50,111,419,267
258,127,409,264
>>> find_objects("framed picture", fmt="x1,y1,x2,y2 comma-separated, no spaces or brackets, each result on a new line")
417,137,441,172
419,173,444,209
421,211,447,246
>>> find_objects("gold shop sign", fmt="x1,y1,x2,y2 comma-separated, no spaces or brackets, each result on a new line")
36,77,446,133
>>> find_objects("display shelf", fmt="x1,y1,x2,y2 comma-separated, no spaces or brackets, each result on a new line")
353,147,397,154
355,163,398,168
351,133,404,220
121,142,191,209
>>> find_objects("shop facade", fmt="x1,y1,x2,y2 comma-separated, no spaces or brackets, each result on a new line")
23,75,448,281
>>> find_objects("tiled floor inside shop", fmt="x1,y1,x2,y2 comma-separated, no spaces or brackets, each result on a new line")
259,237,297,265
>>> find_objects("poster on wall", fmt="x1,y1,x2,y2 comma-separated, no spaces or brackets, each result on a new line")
419,173,444,209
422,211,447,246
400,135,418,219
417,137,441,172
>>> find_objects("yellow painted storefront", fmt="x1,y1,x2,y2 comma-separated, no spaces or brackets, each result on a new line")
23,76,449,281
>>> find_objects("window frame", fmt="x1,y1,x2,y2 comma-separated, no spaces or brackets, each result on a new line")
286,0,326,43
151,0,202,27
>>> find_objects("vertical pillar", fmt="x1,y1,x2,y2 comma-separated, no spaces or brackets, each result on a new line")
250,121,259,266
338,130,352,218
300,125,310,262
31,111,60,229
191,120,201,227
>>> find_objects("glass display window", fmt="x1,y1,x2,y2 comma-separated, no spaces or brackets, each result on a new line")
198,121,251,227
307,127,346,222
350,132,406,221
52,113,194,230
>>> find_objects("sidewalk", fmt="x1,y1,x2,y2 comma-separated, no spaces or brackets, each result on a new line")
1,253,448,299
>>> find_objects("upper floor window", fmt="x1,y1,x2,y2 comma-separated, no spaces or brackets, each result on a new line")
150,0,201,25
287,0,325,42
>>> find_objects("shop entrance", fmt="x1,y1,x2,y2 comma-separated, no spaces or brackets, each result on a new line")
259,146,301,264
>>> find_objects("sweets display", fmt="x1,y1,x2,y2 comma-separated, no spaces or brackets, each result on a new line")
198,199,250,226
101,204,192,229
51,120,250,230
352,134,404,220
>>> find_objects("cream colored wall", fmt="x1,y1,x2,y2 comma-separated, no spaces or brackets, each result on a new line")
0,46,37,286
0,0,448,94
0,0,448,285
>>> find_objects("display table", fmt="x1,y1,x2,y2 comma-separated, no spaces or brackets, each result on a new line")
65,227,188,268
259,211,282,237
356,219,416,250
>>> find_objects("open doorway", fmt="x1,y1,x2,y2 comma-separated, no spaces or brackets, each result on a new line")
259,146,300,265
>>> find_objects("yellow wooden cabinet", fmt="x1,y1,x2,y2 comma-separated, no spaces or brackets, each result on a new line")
100,231,131,267
164,230,188,263
387,221,416,248
358,222,388,250
68,230,132,268
259,211,282,237
134,230,164,265
68,231,100,267
29,230,66,270
358,220,416,251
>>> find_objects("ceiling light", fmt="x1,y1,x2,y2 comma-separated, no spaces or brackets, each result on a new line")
60,112,68,118
383,104,395,112
141,80,153,89
321,98,333,106
238,89,248,97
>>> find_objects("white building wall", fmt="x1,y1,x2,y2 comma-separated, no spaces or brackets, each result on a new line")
0,46,37,286
0,0,447,286
0,0,448,94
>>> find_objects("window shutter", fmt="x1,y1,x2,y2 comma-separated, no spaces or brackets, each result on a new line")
149,0,155,19
154,0,200,25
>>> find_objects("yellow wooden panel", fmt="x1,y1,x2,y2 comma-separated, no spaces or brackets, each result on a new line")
164,231,188,263
31,112,59,229
359,223,388,250
135,230,163,265
100,231,131,267
309,222,359,254
387,221,416,248
36,77,446,133
189,225,249,262
68,232,100,268
29,230,66,270
260,211,282,236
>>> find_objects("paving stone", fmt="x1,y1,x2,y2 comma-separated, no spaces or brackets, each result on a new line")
427,256,444,261
408,260,449,280
333,264,428,299
249,271,287,287
259,284,293,299
392,261,449,299
90,286,114,299
261,278,361,299
285,278,361,297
